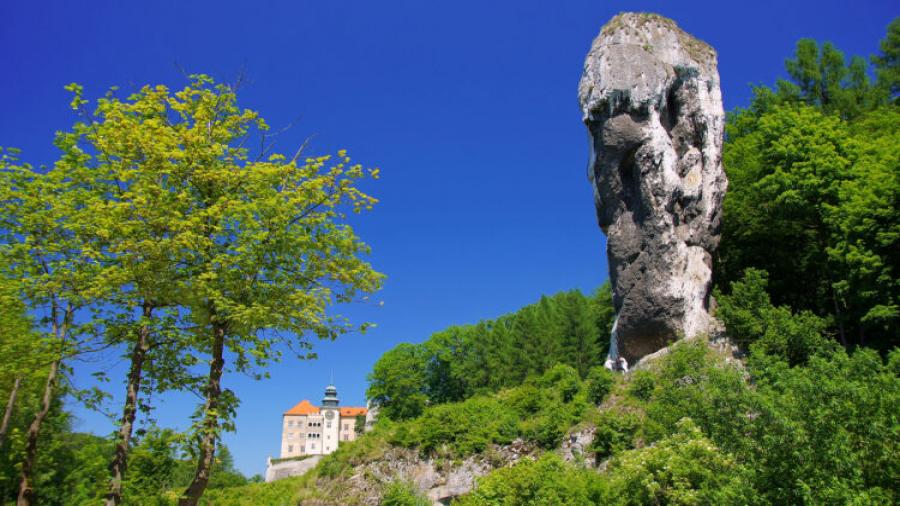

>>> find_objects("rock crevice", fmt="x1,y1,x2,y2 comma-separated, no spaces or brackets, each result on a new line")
579,13,727,364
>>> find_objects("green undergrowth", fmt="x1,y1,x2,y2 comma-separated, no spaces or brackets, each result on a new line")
456,339,899,505
316,362,614,480
193,473,318,506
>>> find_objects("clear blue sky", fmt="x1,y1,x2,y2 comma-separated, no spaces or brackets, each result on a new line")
1,0,895,477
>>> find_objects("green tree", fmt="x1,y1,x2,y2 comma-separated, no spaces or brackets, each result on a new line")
110,76,386,506
0,145,111,506
872,18,900,101
49,82,201,506
0,276,41,447
719,102,898,349
748,349,898,504
367,343,429,420
715,269,834,366
719,26,899,350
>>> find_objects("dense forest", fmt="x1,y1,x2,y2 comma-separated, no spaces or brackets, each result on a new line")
1,17,898,506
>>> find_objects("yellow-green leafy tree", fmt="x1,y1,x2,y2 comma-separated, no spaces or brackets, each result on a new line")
0,146,112,506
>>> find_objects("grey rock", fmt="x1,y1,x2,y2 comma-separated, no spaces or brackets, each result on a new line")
579,13,727,363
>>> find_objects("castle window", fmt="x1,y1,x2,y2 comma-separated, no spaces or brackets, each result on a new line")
301,445,305,453
326,422,331,428
343,434,349,441
288,420,294,427
310,443,315,450
343,424,349,431
288,445,293,452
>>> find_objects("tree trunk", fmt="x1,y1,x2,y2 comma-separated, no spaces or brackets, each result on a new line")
105,303,153,506
16,359,59,506
832,288,848,347
178,320,226,506
0,376,22,446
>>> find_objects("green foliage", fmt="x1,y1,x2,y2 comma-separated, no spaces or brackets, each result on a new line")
716,268,835,365
873,18,900,100
614,340,899,505
585,365,615,404
719,30,900,351
196,473,316,506
455,453,607,506
626,370,654,401
366,343,429,421
386,365,588,458
122,428,183,504
589,408,641,463
381,480,431,506
603,418,755,506
368,284,614,420
0,401,110,506
392,396,519,455
748,349,899,504
317,421,394,479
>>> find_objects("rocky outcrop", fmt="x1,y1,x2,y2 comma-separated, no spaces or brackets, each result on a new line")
578,13,728,364
306,441,538,506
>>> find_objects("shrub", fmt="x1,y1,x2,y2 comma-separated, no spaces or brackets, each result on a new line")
590,409,641,462
536,363,582,403
381,481,431,506
393,396,519,455
586,366,615,404
626,370,655,401
455,453,607,506
747,348,899,504
603,418,756,505
716,268,835,366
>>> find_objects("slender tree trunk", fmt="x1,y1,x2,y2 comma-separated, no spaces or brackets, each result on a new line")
17,359,60,506
105,303,153,506
832,288,848,347
0,376,22,446
17,303,68,506
179,319,226,506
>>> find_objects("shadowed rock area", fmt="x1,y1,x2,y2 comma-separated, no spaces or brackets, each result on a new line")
578,13,728,364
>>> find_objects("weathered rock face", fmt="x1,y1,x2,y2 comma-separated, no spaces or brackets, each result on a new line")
578,13,727,364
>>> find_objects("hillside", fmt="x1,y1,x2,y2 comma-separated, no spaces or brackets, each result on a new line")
199,334,897,505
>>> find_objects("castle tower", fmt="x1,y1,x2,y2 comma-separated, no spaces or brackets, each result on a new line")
320,384,340,454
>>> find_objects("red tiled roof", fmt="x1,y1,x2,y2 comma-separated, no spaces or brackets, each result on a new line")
284,400,320,416
339,407,368,417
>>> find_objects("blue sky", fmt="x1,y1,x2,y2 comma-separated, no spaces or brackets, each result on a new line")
1,0,895,477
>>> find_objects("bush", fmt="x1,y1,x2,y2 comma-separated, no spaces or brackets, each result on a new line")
392,396,519,455
590,409,640,462
536,363,582,403
746,348,899,504
381,481,431,506
626,370,655,401
586,366,615,404
603,418,756,505
318,421,394,478
455,453,607,506
716,268,835,366
641,341,756,452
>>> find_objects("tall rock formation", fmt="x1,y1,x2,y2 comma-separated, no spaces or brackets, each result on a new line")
578,13,727,364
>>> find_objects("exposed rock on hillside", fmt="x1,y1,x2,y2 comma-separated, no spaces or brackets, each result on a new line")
307,442,538,505
578,12,728,364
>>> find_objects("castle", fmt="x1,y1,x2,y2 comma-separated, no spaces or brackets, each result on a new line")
279,384,369,458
